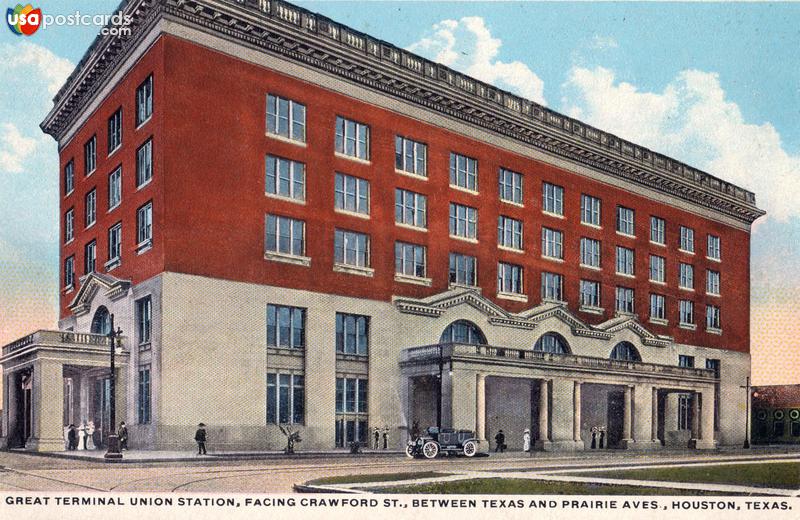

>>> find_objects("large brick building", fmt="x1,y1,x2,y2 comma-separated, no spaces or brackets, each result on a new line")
1,0,764,452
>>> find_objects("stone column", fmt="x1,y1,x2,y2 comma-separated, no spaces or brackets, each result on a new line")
28,360,65,451
697,388,716,449
573,381,582,442
450,369,476,431
534,379,550,450
622,385,633,444
2,372,19,448
476,373,486,441
651,387,659,443
691,392,700,441
629,384,657,450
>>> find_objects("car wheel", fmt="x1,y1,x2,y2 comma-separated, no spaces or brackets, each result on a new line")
405,445,416,458
462,440,477,457
422,441,439,459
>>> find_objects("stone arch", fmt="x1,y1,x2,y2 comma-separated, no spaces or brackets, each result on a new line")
609,341,641,362
533,332,571,354
439,319,487,345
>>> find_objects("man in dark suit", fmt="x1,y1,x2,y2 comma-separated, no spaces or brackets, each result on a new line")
67,424,77,450
195,423,207,455
494,430,506,453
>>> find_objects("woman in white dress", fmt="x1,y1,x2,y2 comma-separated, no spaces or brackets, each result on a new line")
522,428,531,452
77,421,86,450
86,421,96,450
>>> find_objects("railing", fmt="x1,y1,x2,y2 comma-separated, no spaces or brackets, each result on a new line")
2,330,114,357
402,343,716,380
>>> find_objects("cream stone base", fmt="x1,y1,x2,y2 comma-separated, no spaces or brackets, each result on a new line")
535,440,585,451
621,439,662,450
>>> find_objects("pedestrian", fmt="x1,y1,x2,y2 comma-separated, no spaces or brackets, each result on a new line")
522,428,531,452
373,427,380,450
599,428,605,449
590,427,597,449
494,430,505,453
382,426,389,450
79,421,89,450
411,420,420,440
67,424,77,451
195,423,207,455
118,421,128,451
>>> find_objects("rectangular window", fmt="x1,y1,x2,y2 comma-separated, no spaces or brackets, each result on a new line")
136,75,153,126
650,216,665,244
707,270,720,295
579,280,601,308
449,253,477,286
136,296,152,346
679,300,694,325
336,313,369,356
335,172,370,215
680,226,695,253
498,168,523,204
108,107,123,154
706,305,721,330
650,293,666,321
335,377,368,414
84,135,96,175
64,160,74,195
679,263,694,290
449,152,478,191
542,182,564,216
395,242,426,278
108,167,122,210
334,229,369,268
649,255,665,283
107,223,122,264
542,272,563,301
616,246,635,275
707,234,721,260
267,373,304,424
264,155,305,202
580,237,601,268
136,139,153,188
498,216,524,250
678,355,695,368
265,214,304,257
267,94,306,142
84,240,96,274
449,203,478,240
395,135,427,176
580,194,601,226
64,256,75,289
395,189,427,228
617,206,635,235
137,201,153,249
85,189,96,227
705,359,721,378
615,286,635,314
267,304,306,349
64,209,74,243
335,116,369,160
678,394,693,431
541,227,563,259
498,262,524,295
138,366,151,424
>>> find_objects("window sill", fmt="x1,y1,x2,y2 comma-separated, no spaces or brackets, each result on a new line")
450,184,479,196
395,273,432,287
105,258,121,271
108,146,121,159
264,251,311,267
543,297,567,306
499,245,524,254
85,222,96,231
678,322,697,331
497,291,528,303
706,327,722,336
541,255,564,263
706,256,721,263
136,240,153,255
65,189,74,198
108,203,120,213
65,238,74,246
333,263,374,277
449,282,480,292
650,240,666,248
135,116,152,131
649,317,669,326
679,286,695,292
579,305,604,315
707,291,720,298
136,178,153,191
581,222,602,230
336,352,369,362
86,168,96,177
267,346,305,357
266,132,307,147
541,211,565,220
63,284,74,294
615,311,637,319
450,234,478,244
500,199,525,208
138,343,152,351
679,249,696,256
265,191,306,205
334,208,370,220
616,231,636,239
650,279,666,285
616,272,636,279
395,168,428,181
580,263,602,271
395,222,427,233
334,152,371,165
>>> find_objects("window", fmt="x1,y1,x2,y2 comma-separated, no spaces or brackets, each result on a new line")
267,304,306,349
542,272,563,301
449,203,477,240
679,300,694,325
680,226,695,253
334,229,369,268
617,206,635,235
679,263,694,290
395,189,427,228
64,209,74,243
395,135,427,176
107,223,122,265
265,214,304,257
137,201,153,249
678,355,695,368
395,242,426,278
84,135,96,175
440,320,486,344
705,359,721,378
64,256,75,289
335,116,369,160
579,280,601,308
335,173,370,215
534,333,569,354
449,152,478,191
267,373,305,424
498,262,524,295
580,194,601,226
541,227,563,259
136,75,153,126
265,156,305,202
108,167,122,210
335,377,369,448
499,168,523,204
774,420,785,437
707,270,720,295
650,216,665,244
542,182,564,216
650,293,666,321
64,160,74,195
649,255,665,283
678,394,693,431
706,304,721,330
136,139,153,187
85,189,96,227
580,237,601,268
707,234,721,260
266,94,305,142
615,286,634,314
84,240,96,274
498,216,524,250
138,365,151,424
136,296,152,347
610,342,641,362
449,253,477,286
108,108,122,154
336,313,369,355
616,246,634,276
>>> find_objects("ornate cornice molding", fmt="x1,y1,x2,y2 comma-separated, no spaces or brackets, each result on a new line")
41,0,764,224
69,272,132,315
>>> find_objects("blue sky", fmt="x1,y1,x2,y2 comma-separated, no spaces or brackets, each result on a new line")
2,1,799,383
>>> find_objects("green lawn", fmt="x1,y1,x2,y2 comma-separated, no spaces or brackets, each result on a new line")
307,471,448,485
575,462,800,489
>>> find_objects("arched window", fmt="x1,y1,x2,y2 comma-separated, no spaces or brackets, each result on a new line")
610,341,641,362
91,306,111,335
439,320,487,345
534,332,570,354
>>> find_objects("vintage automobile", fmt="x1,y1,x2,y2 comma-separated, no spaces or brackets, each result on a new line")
406,427,481,458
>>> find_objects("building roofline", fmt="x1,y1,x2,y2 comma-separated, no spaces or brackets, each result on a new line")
41,0,765,224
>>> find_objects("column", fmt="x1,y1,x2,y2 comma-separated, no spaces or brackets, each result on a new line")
651,387,659,443
476,373,486,441
2,372,19,449
630,384,657,450
622,385,633,443
691,392,700,441
28,360,65,451
697,388,716,449
538,379,549,441
450,370,475,430
573,381,582,442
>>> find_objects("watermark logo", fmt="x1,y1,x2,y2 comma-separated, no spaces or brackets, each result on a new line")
7,4,42,36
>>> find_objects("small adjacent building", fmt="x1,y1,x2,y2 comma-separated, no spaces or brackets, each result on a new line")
751,385,800,444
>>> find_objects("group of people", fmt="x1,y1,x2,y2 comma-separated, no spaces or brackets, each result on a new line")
493,428,532,453
371,426,390,450
64,421,128,451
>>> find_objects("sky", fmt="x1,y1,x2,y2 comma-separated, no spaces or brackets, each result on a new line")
1,1,799,385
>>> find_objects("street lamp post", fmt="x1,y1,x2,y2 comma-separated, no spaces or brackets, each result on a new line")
104,313,123,460
740,376,751,449
436,344,443,430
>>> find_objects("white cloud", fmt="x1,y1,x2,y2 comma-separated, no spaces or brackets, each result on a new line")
588,35,619,50
0,122,38,174
408,17,547,105
1,41,74,95
561,66,800,222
